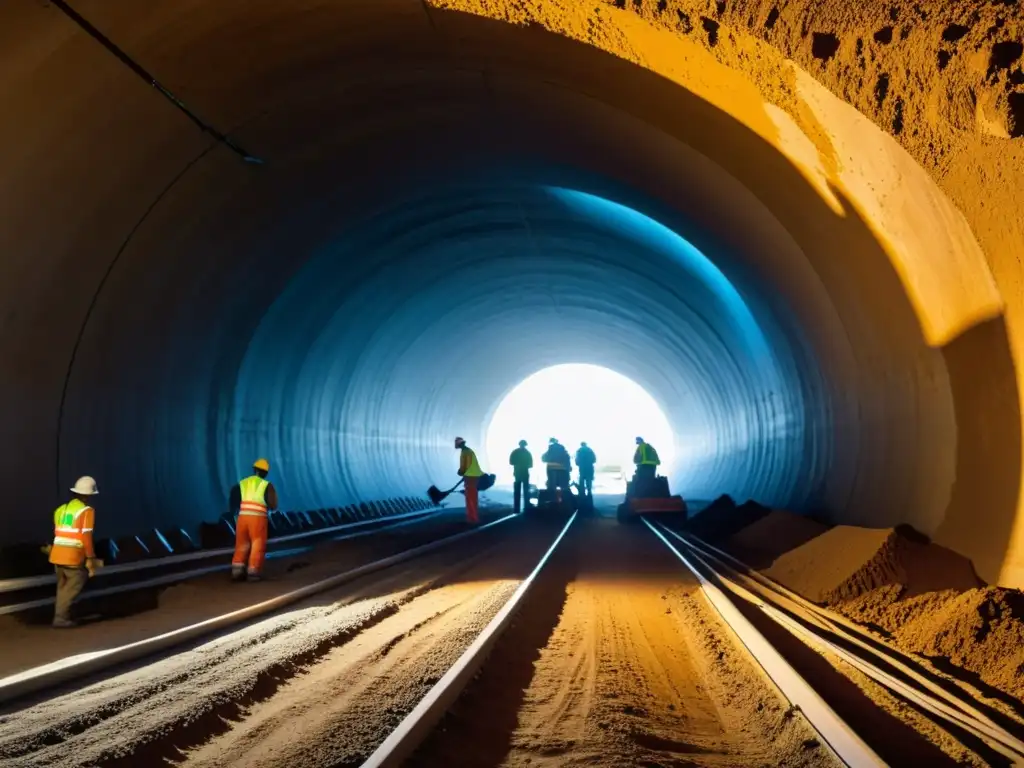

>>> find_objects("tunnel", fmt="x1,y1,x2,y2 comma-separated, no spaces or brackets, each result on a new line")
2,0,1023,587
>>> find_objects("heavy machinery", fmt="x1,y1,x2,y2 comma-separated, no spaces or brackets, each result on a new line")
617,473,687,523
533,485,577,513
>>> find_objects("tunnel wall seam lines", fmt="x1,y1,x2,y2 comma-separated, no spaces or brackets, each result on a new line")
54,146,217,497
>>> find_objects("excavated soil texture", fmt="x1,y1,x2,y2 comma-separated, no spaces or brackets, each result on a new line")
725,509,829,568
0,517,567,767
839,584,1024,705
0,508,510,680
684,495,771,543
747,519,1024,706
763,525,980,604
409,518,833,768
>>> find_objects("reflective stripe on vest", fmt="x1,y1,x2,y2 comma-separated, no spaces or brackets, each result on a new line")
639,443,659,465
52,498,92,549
239,475,270,516
461,448,484,478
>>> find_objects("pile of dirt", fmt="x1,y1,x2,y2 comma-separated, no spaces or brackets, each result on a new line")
896,587,1024,702
763,525,980,604
684,495,771,543
725,510,829,568
755,520,1024,704
839,583,1024,704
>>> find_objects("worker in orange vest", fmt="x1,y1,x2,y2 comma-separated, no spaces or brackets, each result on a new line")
48,476,101,628
455,437,484,524
230,458,278,582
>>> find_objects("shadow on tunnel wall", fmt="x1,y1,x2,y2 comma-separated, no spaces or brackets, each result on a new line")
0,0,1008,578
936,316,1022,585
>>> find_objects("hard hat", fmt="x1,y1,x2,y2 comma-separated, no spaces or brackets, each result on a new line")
519,440,527,447
635,436,644,444
454,437,466,448
70,476,99,496
253,458,270,472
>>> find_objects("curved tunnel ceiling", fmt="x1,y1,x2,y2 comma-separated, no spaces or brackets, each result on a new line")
1,1,1020,586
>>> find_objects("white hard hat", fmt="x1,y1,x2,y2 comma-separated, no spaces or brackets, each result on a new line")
70,476,99,495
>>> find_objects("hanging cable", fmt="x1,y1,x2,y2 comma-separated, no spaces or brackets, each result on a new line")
47,0,265,164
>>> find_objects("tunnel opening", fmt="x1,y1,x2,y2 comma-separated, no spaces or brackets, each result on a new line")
227,177,814,523
483,363,676,495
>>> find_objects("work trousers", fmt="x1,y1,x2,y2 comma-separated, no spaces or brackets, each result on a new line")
513,473,530,514
464,476,479,524
546,468,569,490
233,514,269,576
54,565,88,622
578,471,594,496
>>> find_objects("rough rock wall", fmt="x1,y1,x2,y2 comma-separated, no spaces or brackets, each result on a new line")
619,0,1024,146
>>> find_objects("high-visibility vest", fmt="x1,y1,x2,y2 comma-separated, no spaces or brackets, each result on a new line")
460,447,484,478
636,442,661,466
51,498,94,566
239,475,270,516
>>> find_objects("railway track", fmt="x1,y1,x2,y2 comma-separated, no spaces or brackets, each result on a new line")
2,511,1016,767
646,520,1024,766
0,506,449,617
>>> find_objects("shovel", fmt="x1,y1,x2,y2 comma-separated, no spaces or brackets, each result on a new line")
427,478,464,505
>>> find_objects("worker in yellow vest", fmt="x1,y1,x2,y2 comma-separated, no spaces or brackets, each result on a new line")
633,436,661,481
455,437,484,524
48,476,101,628
230,458,279,581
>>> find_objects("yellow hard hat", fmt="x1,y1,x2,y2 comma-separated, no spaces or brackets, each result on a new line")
253,458,270,472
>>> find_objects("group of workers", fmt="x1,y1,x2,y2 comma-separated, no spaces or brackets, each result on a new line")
504,435,661,514
45,459,279,628
46,436,659,627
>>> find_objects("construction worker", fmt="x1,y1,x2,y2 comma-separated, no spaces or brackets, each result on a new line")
230,458,278,582
509,439,533,514
455,437,484,524
634,436,661,481
542,438,572,496
575,442,596,497
48,476,101,628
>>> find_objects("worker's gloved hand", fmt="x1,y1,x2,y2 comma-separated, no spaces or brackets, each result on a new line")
86,557,100,577
457,470,465,477
40,544,52,556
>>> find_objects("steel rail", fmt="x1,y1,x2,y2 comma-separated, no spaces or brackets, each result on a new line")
0,509,450,616
361,511,578,768
643,518,884,768
661,525,1024,761
0,513,517,705
764,604,1024,764
0,507,443,594
667,528,1024,753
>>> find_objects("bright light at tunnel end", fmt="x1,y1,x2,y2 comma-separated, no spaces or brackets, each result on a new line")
484,364,675,491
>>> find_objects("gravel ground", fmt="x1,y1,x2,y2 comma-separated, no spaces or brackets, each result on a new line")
0,515,566,767
0,507,510,681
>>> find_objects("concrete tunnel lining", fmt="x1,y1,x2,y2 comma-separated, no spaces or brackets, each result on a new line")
0,0,1018,585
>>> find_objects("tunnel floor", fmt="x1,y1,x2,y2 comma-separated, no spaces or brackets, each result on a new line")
0,509,1014,767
